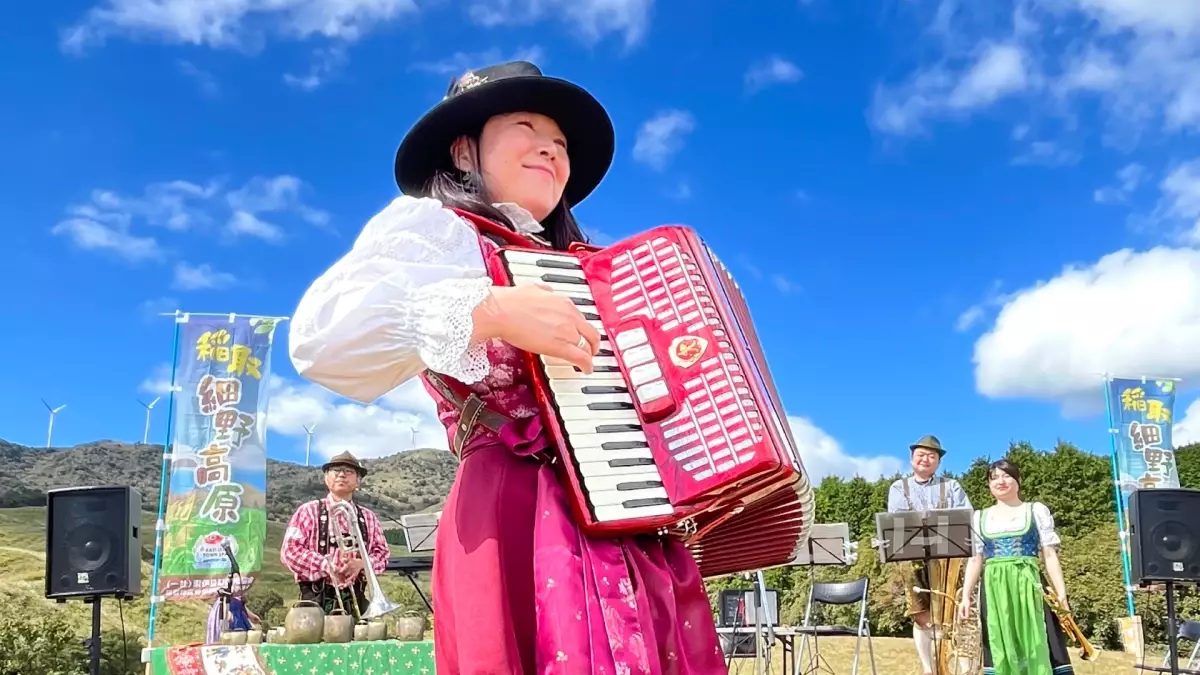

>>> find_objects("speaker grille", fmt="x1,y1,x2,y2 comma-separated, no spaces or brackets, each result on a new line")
1129,488,1200,584
45,486,142,599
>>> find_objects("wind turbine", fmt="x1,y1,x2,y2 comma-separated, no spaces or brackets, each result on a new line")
410,425,419,448
303,424,317,466
42,399,66,448
138,396,161,445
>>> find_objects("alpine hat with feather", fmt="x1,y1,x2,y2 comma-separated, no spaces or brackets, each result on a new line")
394,61,615,207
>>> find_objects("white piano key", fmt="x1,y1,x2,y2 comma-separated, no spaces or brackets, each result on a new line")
575,447,654,463
547,379,625,395
494,249,573,265
579,471,663,492
562,418,642,436
587,486,669,507
507,262,586,280
511,277,594,297
556,406,639,422
542,355,619,369
550,391,633,407
576,459,658,479
544,366,625,381
593,502,675,522
562,430,647,448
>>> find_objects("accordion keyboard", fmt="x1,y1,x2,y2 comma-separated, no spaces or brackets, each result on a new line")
501,249,677,523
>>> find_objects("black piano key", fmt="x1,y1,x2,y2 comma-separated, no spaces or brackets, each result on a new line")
616,480,664,491
535,258,582,270
542,273,588,285
581,385,628,394
571,296,597,307
572,365,621,373
596,424,642,434
581,312,601,321
623,497,672,508
597,349,614,357
609,457,655,468
587,401,635,411
600,440,649,451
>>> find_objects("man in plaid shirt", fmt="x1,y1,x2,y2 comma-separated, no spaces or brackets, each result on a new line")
280,451,391,615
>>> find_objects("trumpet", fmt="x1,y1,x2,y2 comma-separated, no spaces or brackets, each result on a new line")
328,501,400,620
1043,588,1097,662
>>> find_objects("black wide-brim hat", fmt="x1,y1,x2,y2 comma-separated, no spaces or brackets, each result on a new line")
394,61,615,207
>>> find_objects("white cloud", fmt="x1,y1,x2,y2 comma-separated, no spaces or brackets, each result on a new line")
787,416,903,481
1155,160,1200,243
172,262,238,290
745,56,803,93
632,110,695,170
61,0,650,56
283,45,348,91
139,363,174,396
178,60,220,97
1173,398,1200,447
52,174,328,264
410,46,547,76
969,246,1200,410
870,41,1034,136
871,0,1200,144
51,214,165,262
465,0,653,48
1095,163,1148,204
955,279,1010,332
266,376,446,460
61,0,419,54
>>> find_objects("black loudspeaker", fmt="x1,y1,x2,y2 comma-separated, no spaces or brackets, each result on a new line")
45,485,143,600
1128,488,1200,585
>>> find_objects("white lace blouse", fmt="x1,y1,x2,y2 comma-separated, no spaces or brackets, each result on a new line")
970,501,1061,556
288,196,544,403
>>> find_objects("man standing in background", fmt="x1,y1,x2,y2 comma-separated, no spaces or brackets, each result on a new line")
887,435,972,675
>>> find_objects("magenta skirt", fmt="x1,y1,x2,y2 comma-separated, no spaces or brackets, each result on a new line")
432,415,727,675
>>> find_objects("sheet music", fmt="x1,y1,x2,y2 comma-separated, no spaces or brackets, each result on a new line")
873,508,974,563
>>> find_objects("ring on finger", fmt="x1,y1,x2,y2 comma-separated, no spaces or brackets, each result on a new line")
576,335,588,350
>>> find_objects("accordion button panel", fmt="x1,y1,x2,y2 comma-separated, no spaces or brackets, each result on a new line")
502,249,675,523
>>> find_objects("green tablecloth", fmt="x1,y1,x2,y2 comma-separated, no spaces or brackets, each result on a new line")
147,641,435,675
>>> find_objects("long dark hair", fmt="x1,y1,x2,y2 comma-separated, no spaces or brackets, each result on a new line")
419,142,589,251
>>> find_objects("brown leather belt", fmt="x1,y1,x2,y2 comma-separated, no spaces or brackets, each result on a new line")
423,372,510,456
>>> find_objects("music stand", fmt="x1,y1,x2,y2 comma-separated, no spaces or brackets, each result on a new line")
790,523,855,675
874,508,974,675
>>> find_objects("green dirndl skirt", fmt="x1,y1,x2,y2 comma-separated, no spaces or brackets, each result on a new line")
979,556,1074,675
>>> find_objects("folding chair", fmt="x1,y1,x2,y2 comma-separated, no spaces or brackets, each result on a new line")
1161,619,1200,673
794,578,877,675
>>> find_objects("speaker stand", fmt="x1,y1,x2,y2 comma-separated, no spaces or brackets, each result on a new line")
84,596,102,675
1166,582,1181,675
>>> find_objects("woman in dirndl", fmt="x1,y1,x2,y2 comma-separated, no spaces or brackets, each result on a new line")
959,459,1075,675
288,60,727,675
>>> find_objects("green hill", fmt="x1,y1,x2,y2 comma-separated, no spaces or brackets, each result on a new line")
0,438,458,647
0,438,459,522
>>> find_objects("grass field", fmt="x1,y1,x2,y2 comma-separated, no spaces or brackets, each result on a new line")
721,635,1152,675
1,505,1169,673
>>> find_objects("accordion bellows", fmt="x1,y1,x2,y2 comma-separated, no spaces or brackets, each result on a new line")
484,223,816,578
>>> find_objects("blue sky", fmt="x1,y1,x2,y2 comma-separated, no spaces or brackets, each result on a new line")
4,0,1200,482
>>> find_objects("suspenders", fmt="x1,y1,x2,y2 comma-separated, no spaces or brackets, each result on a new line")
901,476,947,511
316,500,370,555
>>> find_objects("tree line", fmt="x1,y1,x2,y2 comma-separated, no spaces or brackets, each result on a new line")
705,441,1200,649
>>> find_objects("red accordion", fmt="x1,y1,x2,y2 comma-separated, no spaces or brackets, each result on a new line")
478,220,815,578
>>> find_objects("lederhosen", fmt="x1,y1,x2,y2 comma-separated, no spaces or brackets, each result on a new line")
298,500,371,616
903,476,948,616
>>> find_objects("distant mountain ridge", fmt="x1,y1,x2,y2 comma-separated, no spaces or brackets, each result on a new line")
0,438,458,522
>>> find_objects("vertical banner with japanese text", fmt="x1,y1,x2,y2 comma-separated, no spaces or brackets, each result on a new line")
1107,377,1180,501
158,315,280,600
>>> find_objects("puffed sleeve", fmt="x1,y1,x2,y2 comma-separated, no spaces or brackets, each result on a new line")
289,196,494,403
972,509,985,556
1032,502,1061,548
